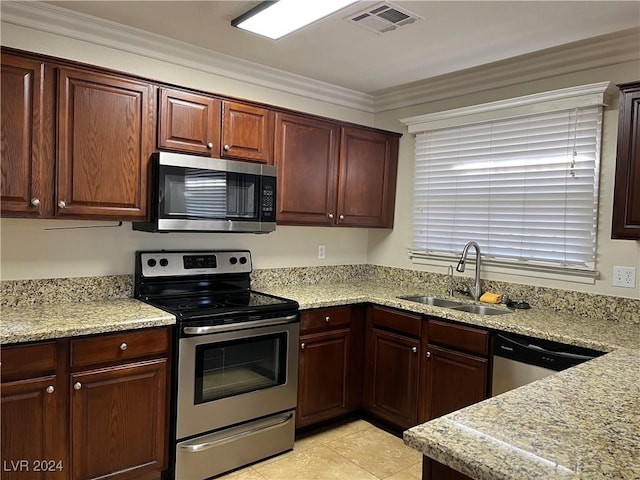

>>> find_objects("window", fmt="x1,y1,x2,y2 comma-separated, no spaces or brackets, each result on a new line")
402,83,611,277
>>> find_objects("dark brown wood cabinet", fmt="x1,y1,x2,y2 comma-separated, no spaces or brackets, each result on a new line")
612,81,640,239
57,68,154,219
337,127,398,228
275,112,400,228
422,457,473,480
274,112,340,226
221,100,274,164
0,53,55,217
364,306,422,430
419,319,489,423
297,306,363,428
158,87,221,155
0,327,170,480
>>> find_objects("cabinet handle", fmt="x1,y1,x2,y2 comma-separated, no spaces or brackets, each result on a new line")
301,343,305,350
412,346,417,353
30,198,40,207
325,316,330,323
223,144,230,151
206,142,214,149
339,214,345,220
328,213,334,219
119,342,128,351
426,351,431,358
73,382,82,390
46,385,54,394
57,201,66,209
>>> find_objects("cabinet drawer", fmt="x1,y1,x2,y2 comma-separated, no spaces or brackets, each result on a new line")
0,342,57,381
71,327,170,369
370,306,421,338
300,306,352,333
427,319,488,356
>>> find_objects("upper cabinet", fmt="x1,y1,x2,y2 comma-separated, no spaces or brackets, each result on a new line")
158,87,221,155
275,112,400,228
612,81,640,239
57,68,154,219
158,88,274,164
0,53,54,217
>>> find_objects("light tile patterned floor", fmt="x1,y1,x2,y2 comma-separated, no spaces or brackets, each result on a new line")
219,420,422,480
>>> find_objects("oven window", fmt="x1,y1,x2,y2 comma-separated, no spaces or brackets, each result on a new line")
194,332,287,404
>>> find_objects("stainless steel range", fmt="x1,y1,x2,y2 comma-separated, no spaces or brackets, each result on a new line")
134,250,299,480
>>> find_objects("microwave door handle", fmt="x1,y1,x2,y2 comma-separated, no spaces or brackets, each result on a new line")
183,314,298,335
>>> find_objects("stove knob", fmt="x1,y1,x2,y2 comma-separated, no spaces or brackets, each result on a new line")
229,257,238,265
147,259,157,267
159,258,169,267
239,257,247,265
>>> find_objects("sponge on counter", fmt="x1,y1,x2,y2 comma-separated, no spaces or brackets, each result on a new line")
479,292,502,304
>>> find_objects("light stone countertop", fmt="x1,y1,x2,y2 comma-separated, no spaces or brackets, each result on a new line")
0,298,175,344
403,348,640,480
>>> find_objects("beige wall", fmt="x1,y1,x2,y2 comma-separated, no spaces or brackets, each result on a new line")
371,60,640,300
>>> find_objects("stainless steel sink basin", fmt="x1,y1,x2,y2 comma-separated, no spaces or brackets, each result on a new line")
450,304,510,315
398,295,465,308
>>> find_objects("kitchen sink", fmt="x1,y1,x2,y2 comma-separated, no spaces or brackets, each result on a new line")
450,304,510,315
398,295,465,308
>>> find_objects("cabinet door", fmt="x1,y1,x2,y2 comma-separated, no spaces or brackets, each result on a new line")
1,376,65,480
57,68,154,219
365,328,420,430
423,344,487,421
337,127,399,228
274,112,340,225
612,82,640,239
0,54,54,217
70,359,167,480
221,100,273,163
423,457,473,480
158,87,221,155
297,329,351,428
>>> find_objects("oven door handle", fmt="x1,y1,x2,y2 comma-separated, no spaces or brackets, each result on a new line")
178,412,294,452
182,314,298,335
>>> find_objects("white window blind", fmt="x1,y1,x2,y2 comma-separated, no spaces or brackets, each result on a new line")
412,105,602,273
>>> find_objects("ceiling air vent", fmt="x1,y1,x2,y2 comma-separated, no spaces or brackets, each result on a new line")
346,2,421,34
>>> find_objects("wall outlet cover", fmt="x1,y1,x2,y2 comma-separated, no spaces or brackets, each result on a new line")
612,266,636,288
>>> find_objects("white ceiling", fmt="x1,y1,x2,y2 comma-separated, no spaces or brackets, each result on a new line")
38,1,640,94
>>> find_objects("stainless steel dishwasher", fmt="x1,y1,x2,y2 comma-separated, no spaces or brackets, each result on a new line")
491,332,604,396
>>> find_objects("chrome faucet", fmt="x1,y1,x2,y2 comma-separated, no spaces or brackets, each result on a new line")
456,241,482,301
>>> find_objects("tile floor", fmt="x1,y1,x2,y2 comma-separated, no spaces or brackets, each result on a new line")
219,419,422,480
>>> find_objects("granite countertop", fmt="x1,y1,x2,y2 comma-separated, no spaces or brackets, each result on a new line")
404,348,640,480
0,298,175,344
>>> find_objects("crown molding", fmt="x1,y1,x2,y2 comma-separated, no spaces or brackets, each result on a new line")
0,1,375,113
374,28,640,113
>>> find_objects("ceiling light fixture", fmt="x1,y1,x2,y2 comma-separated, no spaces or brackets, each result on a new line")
231,0,358,40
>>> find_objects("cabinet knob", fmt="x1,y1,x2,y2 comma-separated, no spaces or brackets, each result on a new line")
412,346,417,353
73,382,82,390
206,142,214,149
223,144,230,151
119,342,128,351
325,316,330,323
301,343,305,350
57,200,66,209
46,385,55,394
30,198,40,207
339,214,345,220
328,213,334,219
426,351,431,358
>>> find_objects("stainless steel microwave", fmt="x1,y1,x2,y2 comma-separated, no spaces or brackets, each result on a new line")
133,152,276,233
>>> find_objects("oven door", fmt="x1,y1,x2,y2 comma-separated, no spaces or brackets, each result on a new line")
177,318,299,440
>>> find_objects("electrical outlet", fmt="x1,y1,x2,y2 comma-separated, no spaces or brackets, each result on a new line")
318,245,326,260
612,266,636,288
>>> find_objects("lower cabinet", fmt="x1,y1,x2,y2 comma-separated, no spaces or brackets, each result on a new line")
297,305,364,429
364,306,422,430
422,457,473,480
0,327,171,480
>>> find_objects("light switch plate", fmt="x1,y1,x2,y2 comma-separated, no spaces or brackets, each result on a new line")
612,266,636,288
